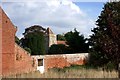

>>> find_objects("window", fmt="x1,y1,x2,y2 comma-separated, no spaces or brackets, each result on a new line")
38,59,43,66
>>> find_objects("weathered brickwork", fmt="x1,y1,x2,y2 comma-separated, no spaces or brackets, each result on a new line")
32,53,89,72
14,44,36,75
0,7,2,76
2,8,17,54
44,53,88,71
1,7,17,76
1,7,36,76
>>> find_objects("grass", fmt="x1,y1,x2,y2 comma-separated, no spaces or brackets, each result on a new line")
5,65,118,78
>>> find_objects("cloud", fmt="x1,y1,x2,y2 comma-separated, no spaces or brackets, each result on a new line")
2,0,95,38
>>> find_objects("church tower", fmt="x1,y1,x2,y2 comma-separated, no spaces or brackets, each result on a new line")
45,27,57,53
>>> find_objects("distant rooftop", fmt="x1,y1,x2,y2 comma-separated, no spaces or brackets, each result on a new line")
57,41,68,46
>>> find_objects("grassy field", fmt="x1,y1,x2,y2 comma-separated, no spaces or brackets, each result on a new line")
6,65,118,78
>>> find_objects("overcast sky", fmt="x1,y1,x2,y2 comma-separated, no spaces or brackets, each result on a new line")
1,0,108,38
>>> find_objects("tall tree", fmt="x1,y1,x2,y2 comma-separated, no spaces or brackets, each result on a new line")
89,1,120,77
21,25,46,55
65,29,89,53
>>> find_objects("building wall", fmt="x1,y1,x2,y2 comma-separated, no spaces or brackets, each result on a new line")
1,8,36,76
44,53,89,71
14,44,36,75
2,8,17,54
49,34,57,47
0,7,2,76
33,53,89,73
45,34,57,53
1,8,17,76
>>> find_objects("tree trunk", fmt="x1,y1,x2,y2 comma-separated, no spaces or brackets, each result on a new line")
118,63,120,79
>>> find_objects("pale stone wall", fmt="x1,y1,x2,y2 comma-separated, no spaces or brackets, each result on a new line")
49,34,57,47
45,33,57,53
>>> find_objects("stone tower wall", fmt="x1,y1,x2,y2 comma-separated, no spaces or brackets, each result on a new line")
45,31,57,53
48,34,57,47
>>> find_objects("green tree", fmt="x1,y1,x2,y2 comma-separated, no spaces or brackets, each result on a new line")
48,44,68,54
15,36,20,45
57,34,66,41
65,29,89,53
89,2,120,75
21,25,46,55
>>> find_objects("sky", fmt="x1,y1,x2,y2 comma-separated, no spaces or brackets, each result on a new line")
1,0,108,38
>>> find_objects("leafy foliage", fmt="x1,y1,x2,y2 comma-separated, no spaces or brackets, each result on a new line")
89,2,120,69
57,34,66,41
48,44,68,54
20,25,46,55
15,36,20,45
65,29,89,53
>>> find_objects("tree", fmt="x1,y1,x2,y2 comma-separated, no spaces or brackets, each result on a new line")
48,44,68,54
20,25,46,55
57,34,66,41
64,29,89,53
89,1,120,76
15,36,20,45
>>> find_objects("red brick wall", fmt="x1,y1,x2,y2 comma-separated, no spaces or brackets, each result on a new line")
14,44,36,75
44,55,70,70
1,7,16,76
0,7,2,76
2,8,17,54
1,8,36,76
44,53,88,71
2,53,15,76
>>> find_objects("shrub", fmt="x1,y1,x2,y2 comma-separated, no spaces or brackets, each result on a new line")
48,44,68,54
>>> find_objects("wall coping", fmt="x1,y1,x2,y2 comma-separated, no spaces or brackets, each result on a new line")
15,43,31,56
31,53,89,59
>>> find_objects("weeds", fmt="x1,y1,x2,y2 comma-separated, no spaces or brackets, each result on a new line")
6,65,118,78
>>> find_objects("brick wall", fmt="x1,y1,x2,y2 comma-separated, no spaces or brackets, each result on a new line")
1,7,36,76
1,7,17,76
0,7,2,76
14,44,36,75
44,53,89,71
2,8,17,54
33,53,89,72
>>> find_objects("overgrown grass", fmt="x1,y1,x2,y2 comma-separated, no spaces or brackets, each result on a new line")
5,65,118,78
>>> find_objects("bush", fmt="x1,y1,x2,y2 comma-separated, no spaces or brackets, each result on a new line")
104,62,117,71
48,44,68,54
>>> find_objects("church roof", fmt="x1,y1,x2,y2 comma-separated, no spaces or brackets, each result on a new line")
46,27,54,34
